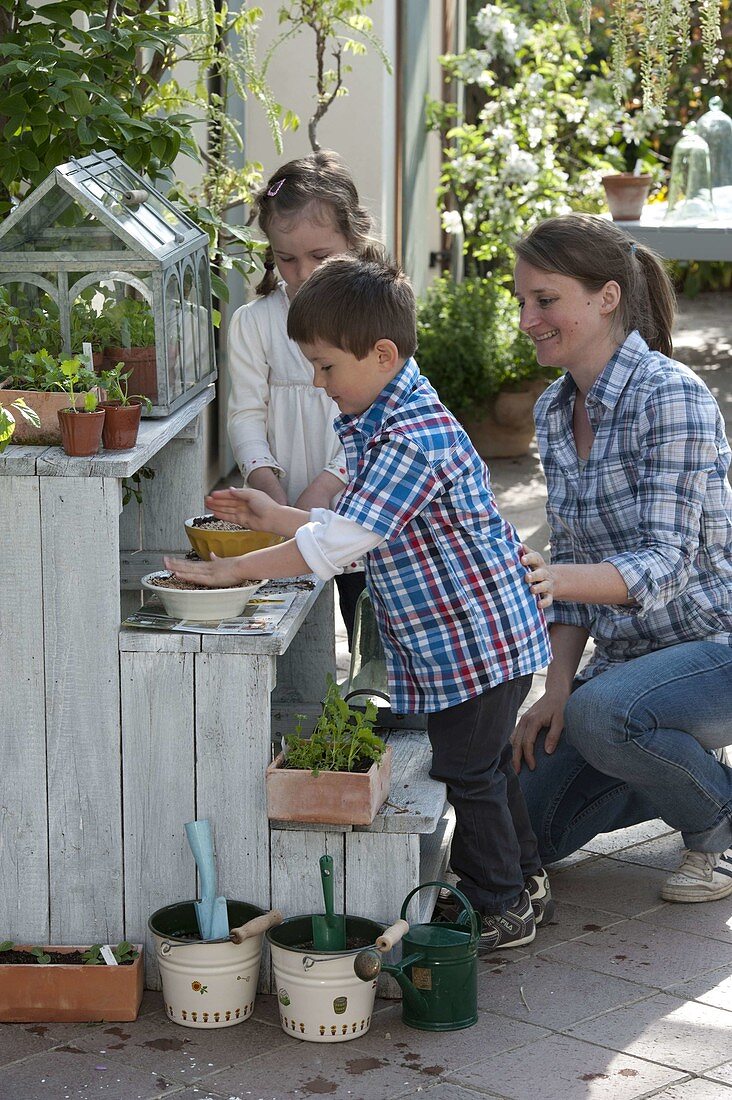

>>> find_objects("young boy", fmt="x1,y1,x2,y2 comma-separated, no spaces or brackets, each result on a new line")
165,256,554,948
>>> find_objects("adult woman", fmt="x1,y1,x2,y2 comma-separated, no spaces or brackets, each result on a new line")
512,213,732,903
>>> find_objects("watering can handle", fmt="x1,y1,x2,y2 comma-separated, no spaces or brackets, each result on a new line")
400,881,481,945
375,919,409,953
229,909,283,943
343,688,391,705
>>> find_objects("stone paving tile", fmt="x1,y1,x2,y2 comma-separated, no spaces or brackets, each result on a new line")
476,955,656,1030
633,899,732,945
581,820,676,857
0,1009,292,1100
666,964,732,1012
704,1061,732,1087
516,900,626,955
546,856,672,918
649,1080,732,1098
446,1032,683,1099
541,917,732,988
607,833,686,872
395,1085,492,1100
566,992,732,1072
197,1007,548,1100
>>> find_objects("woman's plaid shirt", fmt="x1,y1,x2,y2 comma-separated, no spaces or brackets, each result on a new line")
333,359,551,714
536,330,732,679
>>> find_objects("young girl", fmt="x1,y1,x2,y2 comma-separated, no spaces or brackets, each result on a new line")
227,151,375,643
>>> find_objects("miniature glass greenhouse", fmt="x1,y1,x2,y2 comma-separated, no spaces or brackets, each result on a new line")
0,150,216,416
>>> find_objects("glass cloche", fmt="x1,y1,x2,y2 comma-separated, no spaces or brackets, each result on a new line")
664,122,715,225
695,96,732,215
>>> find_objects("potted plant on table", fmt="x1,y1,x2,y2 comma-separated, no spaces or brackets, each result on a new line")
99,361,152,450
0,939,143,1022
54,356,106,457
416,276,558,459
101,297,158,404
600,106,664,222
266,676,393,826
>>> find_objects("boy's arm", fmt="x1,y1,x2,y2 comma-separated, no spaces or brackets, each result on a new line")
165,538,310,586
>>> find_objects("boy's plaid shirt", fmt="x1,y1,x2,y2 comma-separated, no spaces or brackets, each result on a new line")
334,359,551,714
536,330,732,680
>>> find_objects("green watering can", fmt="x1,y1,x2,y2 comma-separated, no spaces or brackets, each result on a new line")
353,882,479,1032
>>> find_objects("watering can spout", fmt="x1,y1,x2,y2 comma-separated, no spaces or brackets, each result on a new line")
353,948,429,1018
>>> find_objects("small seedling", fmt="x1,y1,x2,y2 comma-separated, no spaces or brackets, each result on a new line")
284,675,386,776
81,941,139,965
100,361,153,412
29,946,52,963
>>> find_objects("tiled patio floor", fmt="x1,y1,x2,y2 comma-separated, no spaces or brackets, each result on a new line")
2,296,730,1099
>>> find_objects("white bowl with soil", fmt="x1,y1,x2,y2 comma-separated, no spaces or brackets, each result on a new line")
141,571,266,622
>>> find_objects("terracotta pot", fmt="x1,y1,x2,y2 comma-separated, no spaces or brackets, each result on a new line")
461,379,547,459
0,945,144,1022
104,345,158,405
266,745,393,826
100,400,143,450
601,173,652,221
57,407,105,457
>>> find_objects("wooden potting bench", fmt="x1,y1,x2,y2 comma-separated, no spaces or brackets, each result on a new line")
2,384,453,993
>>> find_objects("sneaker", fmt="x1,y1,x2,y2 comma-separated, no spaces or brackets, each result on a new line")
526,868,555,925
661,849,732,903
479,888,536,950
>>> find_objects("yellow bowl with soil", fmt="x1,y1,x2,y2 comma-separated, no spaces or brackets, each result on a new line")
185,515,284,560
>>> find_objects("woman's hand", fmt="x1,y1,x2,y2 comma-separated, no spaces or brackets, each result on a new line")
511,686,569,773
204,487,279,532
163,552,252,588
521,545,554,609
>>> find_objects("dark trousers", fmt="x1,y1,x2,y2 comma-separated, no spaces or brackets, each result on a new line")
427,675,540,913
335,571,367,650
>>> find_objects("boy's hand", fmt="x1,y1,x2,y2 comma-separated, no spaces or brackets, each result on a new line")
163,552,251,589
521,545,553,609
204,487,279,532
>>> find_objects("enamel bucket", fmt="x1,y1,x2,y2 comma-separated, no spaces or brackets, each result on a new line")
267,914,401,1043
149,900,275,1029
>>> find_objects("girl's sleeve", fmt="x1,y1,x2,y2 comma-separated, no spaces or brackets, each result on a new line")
226,303,285,483
605,373,721,614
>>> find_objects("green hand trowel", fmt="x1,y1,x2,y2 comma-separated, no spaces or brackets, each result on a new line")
312,853,346,951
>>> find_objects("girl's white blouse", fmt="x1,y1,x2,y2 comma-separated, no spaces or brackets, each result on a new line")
227,283,348,505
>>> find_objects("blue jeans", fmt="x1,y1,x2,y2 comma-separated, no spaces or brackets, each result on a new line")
519,641,732,862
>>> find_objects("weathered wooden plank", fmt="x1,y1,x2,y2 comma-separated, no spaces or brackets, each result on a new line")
35,388,213,478
118,628,202,653
195,653,275,907
272,580,336,705
0,445,50,475
121,650,196,990
0,476,49,941
196,652,276,993
134,422,207,550
357,731,446,834
42,476,124,943
271,829,346,918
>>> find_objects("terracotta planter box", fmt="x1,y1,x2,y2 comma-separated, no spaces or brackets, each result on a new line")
0,382,104,446
0,945,144,1022
266,745,393,826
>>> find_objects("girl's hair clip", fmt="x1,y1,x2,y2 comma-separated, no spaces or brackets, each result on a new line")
266,178,285,198
629,241,638,254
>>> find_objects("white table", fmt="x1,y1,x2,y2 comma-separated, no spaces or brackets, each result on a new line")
614,200,732,261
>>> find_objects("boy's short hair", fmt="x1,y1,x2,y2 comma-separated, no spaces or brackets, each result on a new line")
287,254,418,360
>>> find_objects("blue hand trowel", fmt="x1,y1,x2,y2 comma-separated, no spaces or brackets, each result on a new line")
184,819,230,941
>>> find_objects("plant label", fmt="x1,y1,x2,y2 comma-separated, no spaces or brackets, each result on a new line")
100,945,119,966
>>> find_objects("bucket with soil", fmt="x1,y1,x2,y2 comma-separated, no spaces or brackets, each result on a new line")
149,900,280,1029
266,914,407,1043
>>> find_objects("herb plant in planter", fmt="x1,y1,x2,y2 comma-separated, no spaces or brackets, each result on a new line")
54,357,106,457
99,361,152,450
266,677,392,826
0,939,144,1022
417,276,558,458
101,297,158,404
0,349,100,446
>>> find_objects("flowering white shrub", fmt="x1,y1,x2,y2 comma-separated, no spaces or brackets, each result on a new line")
426,1,664,274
